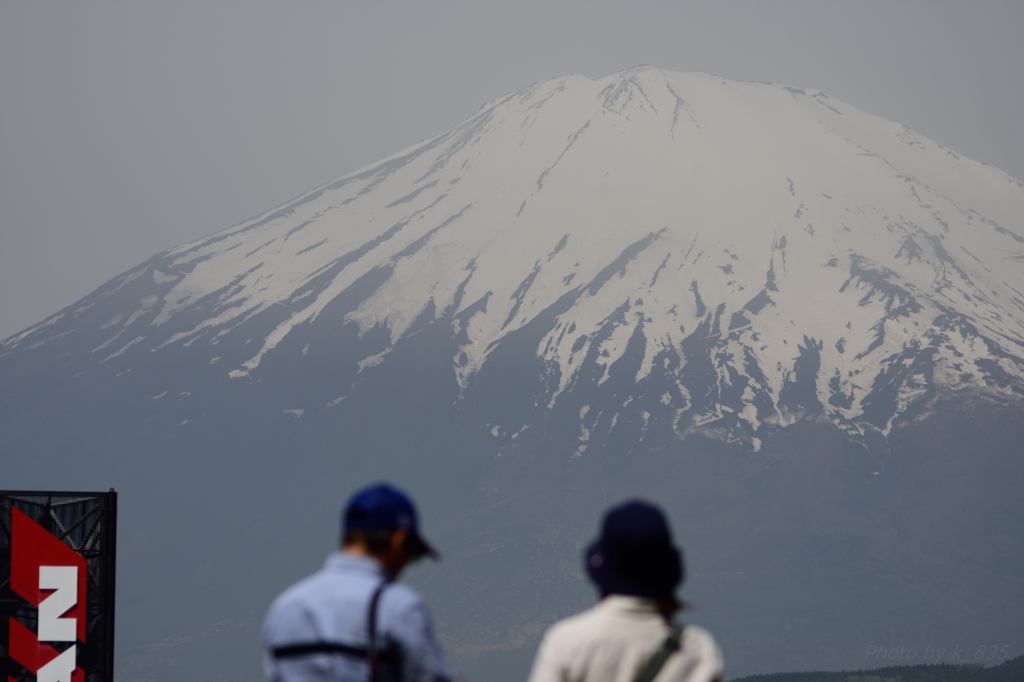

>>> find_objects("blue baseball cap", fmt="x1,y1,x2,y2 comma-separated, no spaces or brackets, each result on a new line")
343,483,438,559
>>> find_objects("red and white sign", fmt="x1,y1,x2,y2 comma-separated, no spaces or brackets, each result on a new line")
8,507,86,682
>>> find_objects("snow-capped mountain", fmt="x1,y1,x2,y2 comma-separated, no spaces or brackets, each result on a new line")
3,68,1023,680
8,68,1023,441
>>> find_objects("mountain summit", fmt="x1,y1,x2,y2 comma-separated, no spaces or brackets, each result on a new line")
3,68,1023,680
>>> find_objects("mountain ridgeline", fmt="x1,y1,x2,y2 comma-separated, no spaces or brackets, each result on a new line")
733,655,1024,682
2,68,1022,680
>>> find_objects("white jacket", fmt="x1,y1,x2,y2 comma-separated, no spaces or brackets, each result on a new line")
527,596,724,682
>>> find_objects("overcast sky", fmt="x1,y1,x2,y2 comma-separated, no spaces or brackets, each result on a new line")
1,1,1021,340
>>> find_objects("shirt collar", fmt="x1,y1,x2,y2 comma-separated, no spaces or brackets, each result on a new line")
599,594,661,614
324,551,387,578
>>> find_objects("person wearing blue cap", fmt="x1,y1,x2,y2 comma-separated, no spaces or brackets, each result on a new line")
262,483,453,682
527,500,724,682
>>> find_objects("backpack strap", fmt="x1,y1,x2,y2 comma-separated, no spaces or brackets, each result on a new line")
633,625,683,682
367,580,391,682
272,641,387,659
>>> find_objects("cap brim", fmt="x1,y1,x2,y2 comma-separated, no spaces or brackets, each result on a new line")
408,532,440,560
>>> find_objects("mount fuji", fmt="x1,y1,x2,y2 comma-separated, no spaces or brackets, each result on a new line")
3,68,1023,680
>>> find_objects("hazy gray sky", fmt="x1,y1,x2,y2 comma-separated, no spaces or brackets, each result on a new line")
2,1,1021,340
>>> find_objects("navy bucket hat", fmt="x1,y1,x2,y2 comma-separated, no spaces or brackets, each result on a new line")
343,483,439,559
585,500,683,600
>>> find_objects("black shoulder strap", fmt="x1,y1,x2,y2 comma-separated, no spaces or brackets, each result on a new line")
270,640,400,662
633,625,683,682
273,641,374,659
367,580,391,682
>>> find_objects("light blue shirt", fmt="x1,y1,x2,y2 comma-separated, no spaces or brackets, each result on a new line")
263,553,452,682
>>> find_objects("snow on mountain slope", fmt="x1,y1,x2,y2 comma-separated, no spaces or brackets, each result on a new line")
7,67,1024,437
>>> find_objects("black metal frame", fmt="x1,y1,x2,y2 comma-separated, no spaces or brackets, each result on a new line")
0,490,117,682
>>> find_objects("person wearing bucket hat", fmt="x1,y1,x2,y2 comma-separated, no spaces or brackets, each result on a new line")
262,483,454,682
528,500,724,682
